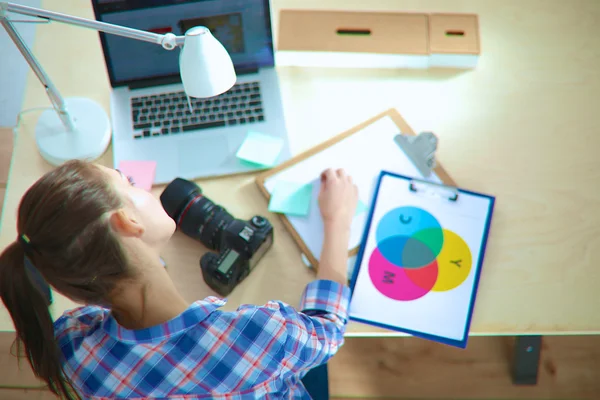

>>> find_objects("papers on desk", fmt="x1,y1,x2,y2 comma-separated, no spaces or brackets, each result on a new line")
236,131,284,167
117,160,157,191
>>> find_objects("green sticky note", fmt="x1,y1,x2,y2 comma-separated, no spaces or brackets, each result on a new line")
268,181,313,216
355,199,368,216
236,131,284,167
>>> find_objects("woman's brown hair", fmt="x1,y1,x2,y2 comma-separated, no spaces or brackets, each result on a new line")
0,160,131,399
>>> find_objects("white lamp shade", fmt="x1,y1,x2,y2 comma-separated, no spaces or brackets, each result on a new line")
179,27,237,98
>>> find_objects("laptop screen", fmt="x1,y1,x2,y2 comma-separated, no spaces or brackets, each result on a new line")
92,0,275,87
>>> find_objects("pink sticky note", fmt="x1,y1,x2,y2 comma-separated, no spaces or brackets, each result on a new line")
117,160,157,192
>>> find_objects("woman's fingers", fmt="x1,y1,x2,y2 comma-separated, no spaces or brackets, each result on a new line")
321,168,336,183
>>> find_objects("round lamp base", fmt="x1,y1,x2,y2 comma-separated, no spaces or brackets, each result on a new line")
35,97,111,166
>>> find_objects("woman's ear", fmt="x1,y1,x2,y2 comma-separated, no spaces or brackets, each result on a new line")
109,209,145,237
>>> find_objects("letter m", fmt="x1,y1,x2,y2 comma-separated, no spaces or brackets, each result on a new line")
383,271,395,284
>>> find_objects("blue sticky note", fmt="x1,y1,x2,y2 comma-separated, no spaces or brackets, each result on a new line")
236,131,284,167
355,199,368,216
268,181,313,216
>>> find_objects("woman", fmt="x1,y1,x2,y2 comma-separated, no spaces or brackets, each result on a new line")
0,160,357,399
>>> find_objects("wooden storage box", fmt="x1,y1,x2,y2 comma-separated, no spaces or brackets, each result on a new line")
276,10,480,69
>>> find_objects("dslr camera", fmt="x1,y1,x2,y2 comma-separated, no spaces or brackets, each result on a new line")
160,178,274,296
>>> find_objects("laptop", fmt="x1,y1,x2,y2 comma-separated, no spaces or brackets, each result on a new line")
92,0,290,184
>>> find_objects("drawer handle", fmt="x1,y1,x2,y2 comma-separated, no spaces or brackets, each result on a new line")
445,30,465,36
336,28,371,36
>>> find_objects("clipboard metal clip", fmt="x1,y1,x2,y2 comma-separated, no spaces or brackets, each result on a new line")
394,131,438,178
409,179,459,202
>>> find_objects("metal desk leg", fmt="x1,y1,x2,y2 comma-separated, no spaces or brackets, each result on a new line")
512,335,542,385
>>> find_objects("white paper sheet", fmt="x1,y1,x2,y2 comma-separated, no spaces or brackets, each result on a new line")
264,116,441,261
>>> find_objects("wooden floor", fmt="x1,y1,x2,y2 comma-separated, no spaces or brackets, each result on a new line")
0,128,599,399
330,335,600,399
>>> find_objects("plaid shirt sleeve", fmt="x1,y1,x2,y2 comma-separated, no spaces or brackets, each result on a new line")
284,279,351,370
232,279,351,374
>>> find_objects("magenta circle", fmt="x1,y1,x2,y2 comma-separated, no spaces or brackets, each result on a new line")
368,248,431,301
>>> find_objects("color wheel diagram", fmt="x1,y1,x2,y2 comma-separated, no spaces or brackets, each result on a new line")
368,206,472,301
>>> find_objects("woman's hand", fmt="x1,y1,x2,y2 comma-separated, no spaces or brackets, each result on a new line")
318,168,358,232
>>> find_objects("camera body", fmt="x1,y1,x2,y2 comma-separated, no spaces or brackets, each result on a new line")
200,216,273,296
160,178,274,297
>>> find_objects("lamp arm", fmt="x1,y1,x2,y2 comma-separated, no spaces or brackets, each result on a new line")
1,2,185,49
0,15,75,131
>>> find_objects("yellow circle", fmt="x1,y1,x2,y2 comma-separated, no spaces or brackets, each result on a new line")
431,229,472,292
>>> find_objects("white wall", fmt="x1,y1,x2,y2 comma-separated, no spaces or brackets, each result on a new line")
0,0,41,127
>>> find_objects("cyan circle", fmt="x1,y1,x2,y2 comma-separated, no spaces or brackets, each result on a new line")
376,206,442,245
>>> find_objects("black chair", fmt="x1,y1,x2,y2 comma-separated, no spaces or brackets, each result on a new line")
301,363,329,400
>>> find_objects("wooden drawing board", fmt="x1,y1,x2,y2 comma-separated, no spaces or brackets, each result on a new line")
255,109,456,270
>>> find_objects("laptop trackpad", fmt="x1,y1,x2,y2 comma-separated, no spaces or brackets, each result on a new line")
178,136,231,174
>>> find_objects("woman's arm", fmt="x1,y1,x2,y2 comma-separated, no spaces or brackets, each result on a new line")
216,169,357,379
317,226,351,285
315,168,358,286
270,168,357,371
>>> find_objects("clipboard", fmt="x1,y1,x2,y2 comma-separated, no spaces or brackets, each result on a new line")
255,108,456,269
348,170,495,348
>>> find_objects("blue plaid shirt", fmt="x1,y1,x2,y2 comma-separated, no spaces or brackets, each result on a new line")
54,280,351,399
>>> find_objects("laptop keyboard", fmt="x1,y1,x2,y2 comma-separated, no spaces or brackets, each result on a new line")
130,81,264,139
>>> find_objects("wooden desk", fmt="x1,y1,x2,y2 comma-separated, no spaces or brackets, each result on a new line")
1,0,599,386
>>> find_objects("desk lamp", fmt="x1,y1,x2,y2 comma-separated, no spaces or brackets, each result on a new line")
0,2,236,166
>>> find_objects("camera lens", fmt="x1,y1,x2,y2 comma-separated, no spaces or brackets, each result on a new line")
160,178,201,221
160,178,234,251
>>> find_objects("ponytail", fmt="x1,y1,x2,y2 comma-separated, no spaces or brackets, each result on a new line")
0,242,78,400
